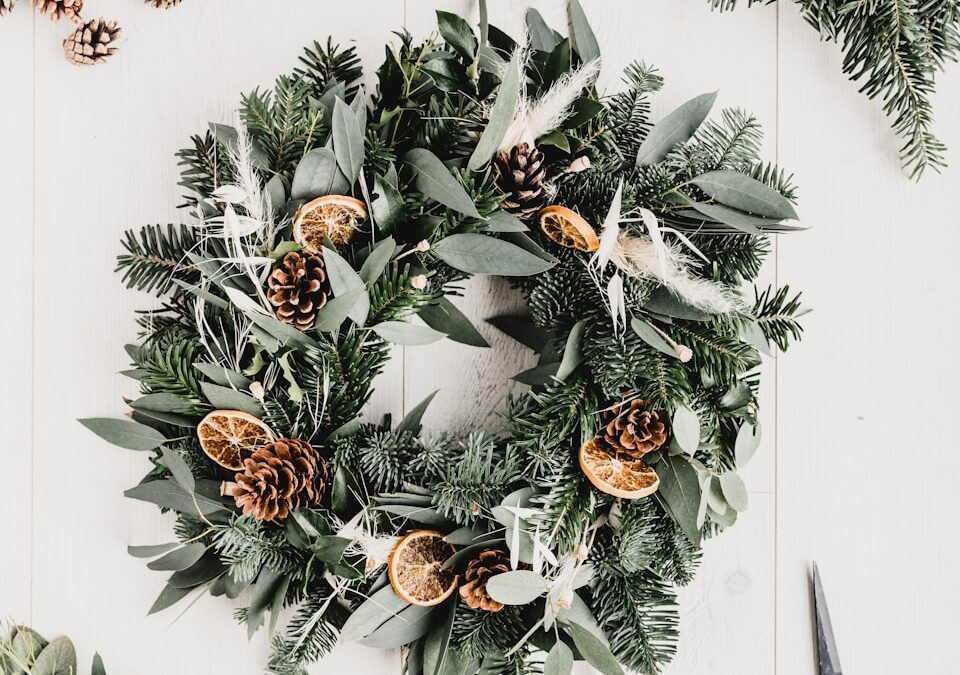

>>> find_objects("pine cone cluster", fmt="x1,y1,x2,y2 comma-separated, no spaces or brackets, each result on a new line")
33,0,81,19
602,396,668,458
229,438,328,522
266,251,331,330
145,0,182,7
459,549,511,612
494,143,547,218
63,18,120,66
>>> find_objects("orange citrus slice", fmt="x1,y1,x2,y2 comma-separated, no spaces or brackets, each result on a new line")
197,410,275,470
293,195,367,251
579,437,660,499
539,205,600,252
388,530,458,607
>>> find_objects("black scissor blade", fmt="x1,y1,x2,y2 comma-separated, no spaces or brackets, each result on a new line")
813,562,842,675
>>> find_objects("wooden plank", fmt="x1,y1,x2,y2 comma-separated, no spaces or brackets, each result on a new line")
0,7,34,623
776,6,960,673
29,1,402,673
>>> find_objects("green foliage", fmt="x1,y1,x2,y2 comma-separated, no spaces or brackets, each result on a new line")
215,515,306,584
607,61,664,160
268,587,350,675
116,224,200,295
242,76,326,176
449,604,527,662
295,38,364,100
753,284,805,350
711,0,960,178
432,433,524,525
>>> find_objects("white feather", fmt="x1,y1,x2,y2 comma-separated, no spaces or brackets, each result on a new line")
610,234,737,313
607,272,625,334
593,180,623,270
500,58,600,151
639,207,668,278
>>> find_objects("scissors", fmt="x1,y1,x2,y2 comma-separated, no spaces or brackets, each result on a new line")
812,562,842,675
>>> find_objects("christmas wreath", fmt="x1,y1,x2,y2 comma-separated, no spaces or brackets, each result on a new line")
82,3,806,674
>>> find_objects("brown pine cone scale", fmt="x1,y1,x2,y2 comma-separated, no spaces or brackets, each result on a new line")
267,251,331,330
63,18,121,66
602,396,668,458
33,0,81,19
230,438,328,522
459,548,511,612
0,0,18,16
145,0,182,7
494,143,547,218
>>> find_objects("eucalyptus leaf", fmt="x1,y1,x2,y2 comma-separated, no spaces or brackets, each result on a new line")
91,653,106,675
487,315,550,352
404,148,481,218
485,570,547,605
146,542,205,572
148,583,192,615
655,453,702,546
371,174,406,234
562,622,623,675
419,297,489,348
332,97,365,183
375,504,450,525
359,238,397,286
168,552,225,589
568,0,600,66
644,287,713,320
323,245,369,325
160,446,195,494
396,390,438,435
199,382,263,417
544,640,574,675
719,471,749,512
671,405,700,454
128,542,179,559
423,601,457,675
313,288,366,331
433,233,554,276
555,320,585,381
32,636,77,675
193,363,252,390
719,381,752,410
484,209,527,232
690,170,799,220
371,320,446,346
437,10,478,61
636,92,717,166
468,49,521,171
735,422,762,466
687,200,787,235
526,8,562,52
630,318,677,359
79,418,165,451
706,476,728,515
125,479,229,519
265,175,285,213
292,148,349,199
359,605,437,648
129,392,194,415
513,362,560,385
709,503,738,527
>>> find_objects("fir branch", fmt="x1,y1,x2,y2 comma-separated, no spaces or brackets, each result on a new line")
753,284,805,350
116,224,201,295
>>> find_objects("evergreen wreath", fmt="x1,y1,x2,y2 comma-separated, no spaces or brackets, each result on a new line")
82,3,806,674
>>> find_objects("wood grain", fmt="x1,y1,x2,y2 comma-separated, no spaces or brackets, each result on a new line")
0,7,34,623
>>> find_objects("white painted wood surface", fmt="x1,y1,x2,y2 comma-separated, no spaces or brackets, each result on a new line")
1,1,958,673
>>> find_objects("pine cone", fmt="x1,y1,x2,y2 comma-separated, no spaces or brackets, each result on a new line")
602,396,668,458
229,438,328,522
0,0,17,17
63,18,121,66
266,251,331,330
145,0,181,7
459,549,511,612
493,143,547,218
33,0,80,19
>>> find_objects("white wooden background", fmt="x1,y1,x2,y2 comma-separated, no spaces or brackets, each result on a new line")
2,1,960,673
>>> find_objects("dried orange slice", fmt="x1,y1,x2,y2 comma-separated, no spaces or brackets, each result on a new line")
293,195,367,251
579,437,660,499
388,530,457,607
539,205,600,252
197,410,275,470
